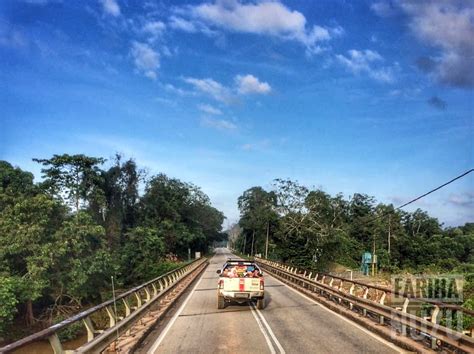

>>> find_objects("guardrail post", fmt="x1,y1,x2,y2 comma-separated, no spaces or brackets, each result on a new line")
430,305,440,324
152,283,158,296
349,284,355,310
378,292,386,325
337,281,344,303
105,306,116,327
329,277,334,287
314,273,318,281
82,316,96,342
134,291,143,308
362,288,369,316
400,298,409,336
159,279,165,291
379,291,386,305
48,333,64,354
122,298,131,316
145,286,151,302
429,305,441,349
308,272,312,278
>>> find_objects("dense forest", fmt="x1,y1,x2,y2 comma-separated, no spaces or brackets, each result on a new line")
233,180,473,273
1,156,472,339
0,155,225,339
232,181,473,328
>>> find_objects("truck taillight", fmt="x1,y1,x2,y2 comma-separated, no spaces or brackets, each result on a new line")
218,279,224,289
259,279,264,290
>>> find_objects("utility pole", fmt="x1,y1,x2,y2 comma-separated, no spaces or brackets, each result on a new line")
265,221,269,259
372,232,376,276
251,230,255,256
388,214,391,254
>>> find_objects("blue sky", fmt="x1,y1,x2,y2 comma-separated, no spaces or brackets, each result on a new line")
1,0,473,226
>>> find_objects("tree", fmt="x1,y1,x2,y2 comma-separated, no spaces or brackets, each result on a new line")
120,227,166,283
33,154,106,211
139,173,224,257
238,187,277,256
53,212,114,303
0,193,65,325
0,156,226,340
89,154,142,248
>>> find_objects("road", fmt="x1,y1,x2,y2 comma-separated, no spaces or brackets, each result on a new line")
145,248,402,354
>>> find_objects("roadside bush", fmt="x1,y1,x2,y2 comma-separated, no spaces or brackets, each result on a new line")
0,276,19,335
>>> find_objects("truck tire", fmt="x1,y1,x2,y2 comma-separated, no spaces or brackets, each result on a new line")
217,295,225,309
257,298,265,310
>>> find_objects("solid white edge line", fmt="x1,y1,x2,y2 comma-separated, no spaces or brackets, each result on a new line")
269,275,405,354
251,303,286,354
147,268,206,354
250,304,277,354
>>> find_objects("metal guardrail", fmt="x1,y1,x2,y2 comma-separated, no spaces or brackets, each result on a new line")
0,257,208,354
255,257,474,353
256,257,474,317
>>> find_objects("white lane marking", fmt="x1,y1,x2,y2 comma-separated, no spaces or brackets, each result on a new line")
269,275,405,354
250,304,277,354
147,269,206,354
251,302,286,354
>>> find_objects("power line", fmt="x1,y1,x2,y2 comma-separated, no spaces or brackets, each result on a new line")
364,168,474,225
394,168,473,210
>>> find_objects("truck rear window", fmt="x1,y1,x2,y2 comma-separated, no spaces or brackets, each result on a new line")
221,263,261,278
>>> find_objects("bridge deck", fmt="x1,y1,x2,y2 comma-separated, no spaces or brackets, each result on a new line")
141,248,402,354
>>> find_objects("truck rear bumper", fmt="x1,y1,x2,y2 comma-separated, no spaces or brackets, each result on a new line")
219,290,264,300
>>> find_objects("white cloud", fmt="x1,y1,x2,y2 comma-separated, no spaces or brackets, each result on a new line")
172,0,342,54
401,0,474,88
183,77,233,103
370,1,397,17
99,0,120,17
447,193,474,208
143,21,166,38
201,117,237,130
169,16,198,32
235,74,271,94
372,0,474,88
164,83,194,96
183,74,271,103
169,15,217,36
336,49,396,83
198,104,222,115
130,41,160,79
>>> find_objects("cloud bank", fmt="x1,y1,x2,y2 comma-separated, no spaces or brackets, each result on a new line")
171,0,343,55
372,0,474,89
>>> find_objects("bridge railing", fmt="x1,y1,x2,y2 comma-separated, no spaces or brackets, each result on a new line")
0,257,208,354
255,257,474,353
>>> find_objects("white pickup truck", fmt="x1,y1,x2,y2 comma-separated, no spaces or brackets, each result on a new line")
216,259,265,309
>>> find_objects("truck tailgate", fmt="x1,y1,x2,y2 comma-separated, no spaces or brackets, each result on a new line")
223,278,262,291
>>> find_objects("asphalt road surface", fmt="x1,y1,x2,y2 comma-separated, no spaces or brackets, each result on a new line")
146,248,403,354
